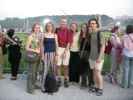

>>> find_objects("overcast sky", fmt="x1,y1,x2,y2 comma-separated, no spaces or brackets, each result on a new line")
0,0,132,19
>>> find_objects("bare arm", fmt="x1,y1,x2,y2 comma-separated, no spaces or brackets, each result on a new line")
4,34,17,45
55,34,58,55
40,34,44,60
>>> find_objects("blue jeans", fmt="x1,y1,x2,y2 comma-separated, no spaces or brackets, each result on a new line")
121,55,133,88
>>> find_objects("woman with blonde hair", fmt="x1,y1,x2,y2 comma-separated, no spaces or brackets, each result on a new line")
26,23,42,94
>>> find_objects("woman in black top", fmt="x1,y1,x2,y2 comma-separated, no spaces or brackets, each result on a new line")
79,23,94,87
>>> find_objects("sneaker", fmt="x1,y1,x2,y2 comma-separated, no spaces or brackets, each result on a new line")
95,89,103,96
64,79,69,88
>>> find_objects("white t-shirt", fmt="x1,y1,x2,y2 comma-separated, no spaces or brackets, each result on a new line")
70,32,80,52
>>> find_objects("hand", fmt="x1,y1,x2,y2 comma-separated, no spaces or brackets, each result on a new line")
63,49,68,58
35,48,40,54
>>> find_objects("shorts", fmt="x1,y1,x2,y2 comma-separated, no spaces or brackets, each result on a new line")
57,47,70,66
89,59,104,71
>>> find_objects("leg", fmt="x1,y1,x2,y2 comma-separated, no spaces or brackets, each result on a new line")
56,47,63,80
27,62,37,93
81,73,87,87
94,60,104,96
94,69,103,89
12,60,20,78
128,58,133,88
10,61,17,80
121,56,130,88
41,53,51,91
110,50,117,82
63,49,70,81
27,63,34,93
88,66,94,87
88,59,95,87
64,65,69,80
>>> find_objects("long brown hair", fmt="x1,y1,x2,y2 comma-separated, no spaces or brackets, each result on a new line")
45,22,55,33
70,22,78,33
80,23,88,38
31,23,41,32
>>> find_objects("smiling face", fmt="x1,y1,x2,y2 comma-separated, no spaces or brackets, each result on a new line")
60,18,67,29
45,22,54,33
70,23,77,33
81,24,87,33
89,20,98,31
32,24,40,33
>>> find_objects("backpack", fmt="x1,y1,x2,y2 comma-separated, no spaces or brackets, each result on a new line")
97,31,112,55
104,40,113,55
44,68,58,94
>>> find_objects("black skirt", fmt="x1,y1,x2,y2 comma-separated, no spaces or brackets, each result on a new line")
69,51,80,83
79,58,90,75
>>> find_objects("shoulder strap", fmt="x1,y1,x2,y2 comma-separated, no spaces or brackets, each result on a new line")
81,38,88,51
97,31,101,53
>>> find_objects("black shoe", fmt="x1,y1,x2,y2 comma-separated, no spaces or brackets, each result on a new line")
64,79,69,88
95,89,103,96
41,90,54,95
88,86,96,93
27,90,34,94
57,78,61,87
10,76,17,80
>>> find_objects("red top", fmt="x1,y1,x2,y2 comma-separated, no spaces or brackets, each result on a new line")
55,27,72,48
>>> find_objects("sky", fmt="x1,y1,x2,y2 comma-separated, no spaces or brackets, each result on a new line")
0,0,132,19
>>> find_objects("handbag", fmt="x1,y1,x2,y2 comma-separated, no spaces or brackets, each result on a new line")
80,39,89,60
25,51,40,63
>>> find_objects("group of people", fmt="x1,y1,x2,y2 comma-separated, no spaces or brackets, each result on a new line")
0,17,133,96
25,18,106,96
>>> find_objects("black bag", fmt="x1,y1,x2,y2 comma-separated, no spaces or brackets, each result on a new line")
25,51,40,63
44,71,58,94
80,50,89,60
80,39,89,60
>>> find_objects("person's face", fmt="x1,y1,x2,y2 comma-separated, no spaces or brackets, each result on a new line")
60,19,67,28
81,24,87,33
46,23,53,32
89,20,98,31
70,24,77,32
34,24,40,33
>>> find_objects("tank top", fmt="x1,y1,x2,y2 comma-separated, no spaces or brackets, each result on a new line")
43,38,56,53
